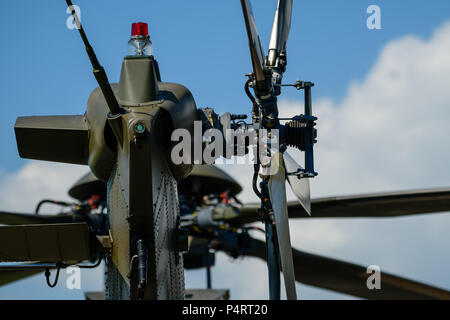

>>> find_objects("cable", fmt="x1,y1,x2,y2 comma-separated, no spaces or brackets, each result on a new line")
244,226,266,234
252,164,263,200
43,257,103,288
34,199,73,215
45,264,61,288
77,257,103,269
59,256,103,269
127,255,138,279
233,196,243,205
244,78,257,106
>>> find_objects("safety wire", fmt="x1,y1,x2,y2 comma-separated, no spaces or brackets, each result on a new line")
44,256,103,288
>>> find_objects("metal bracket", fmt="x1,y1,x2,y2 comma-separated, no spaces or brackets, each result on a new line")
282,79,318,177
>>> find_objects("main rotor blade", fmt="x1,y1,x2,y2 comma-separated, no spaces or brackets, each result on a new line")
0,268,41,287
240,0,266,85
0,262,61,287
232,187,450,225
0,211,74,225
268,0,293,57
245,237,450,299
267,152,297,300
283,152,311,215
304,188,450,218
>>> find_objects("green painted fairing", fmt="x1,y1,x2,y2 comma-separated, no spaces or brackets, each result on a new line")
118,56,159,105
86,80,197,181
14,115,89,165
85,85,119,181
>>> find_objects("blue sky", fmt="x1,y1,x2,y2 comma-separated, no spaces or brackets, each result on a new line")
1,0,450,300
1,0,450,172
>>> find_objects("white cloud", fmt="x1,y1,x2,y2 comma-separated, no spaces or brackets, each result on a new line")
2,21,450,299
0,161,88,213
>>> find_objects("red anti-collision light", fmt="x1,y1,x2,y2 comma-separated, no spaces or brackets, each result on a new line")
131,22,148,37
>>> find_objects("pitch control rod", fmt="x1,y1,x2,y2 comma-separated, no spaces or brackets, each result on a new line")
65,0,121,116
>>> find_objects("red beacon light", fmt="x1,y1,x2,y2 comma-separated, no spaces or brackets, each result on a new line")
131,22,149,37
128,22,153,56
